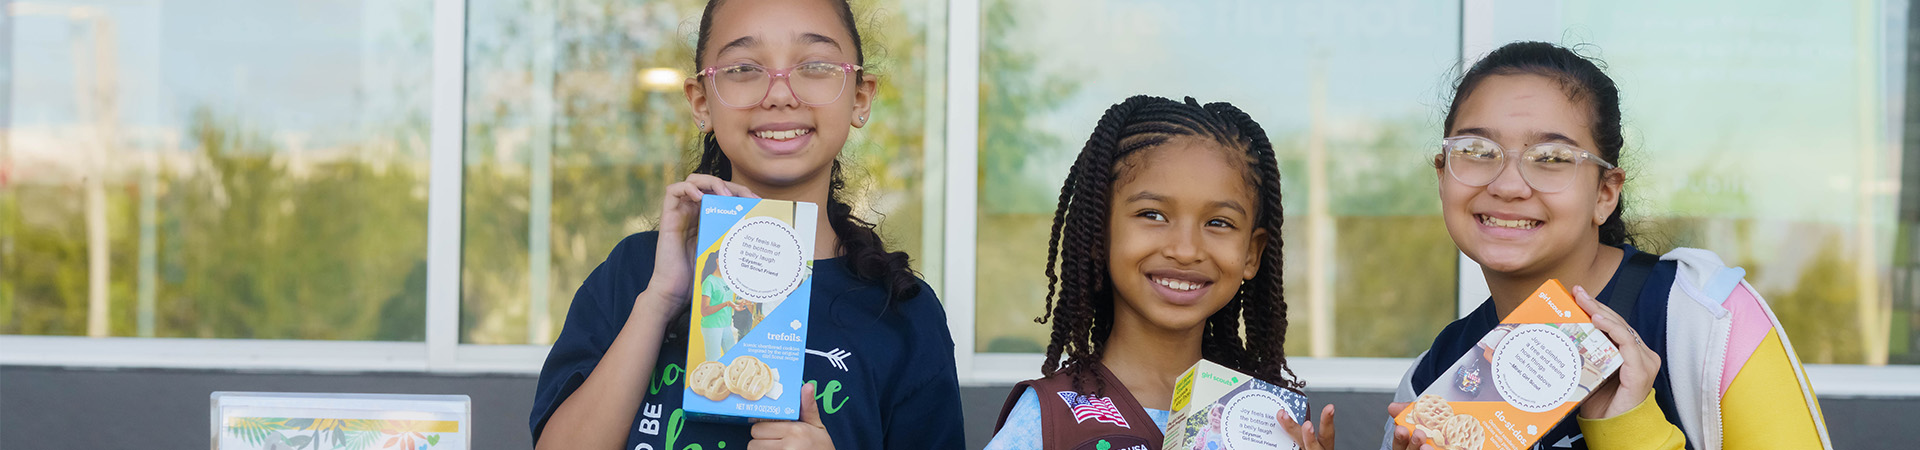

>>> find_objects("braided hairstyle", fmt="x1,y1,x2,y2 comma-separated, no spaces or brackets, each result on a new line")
1440,41,1633,247
1037,95,1298,394
692,0,920,302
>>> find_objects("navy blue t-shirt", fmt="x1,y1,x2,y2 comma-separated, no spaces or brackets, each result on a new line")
1410,245,1686,450
531,232,966,449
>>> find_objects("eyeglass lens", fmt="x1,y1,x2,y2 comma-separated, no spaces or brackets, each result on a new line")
712,63,851,107
1444,137,1595,193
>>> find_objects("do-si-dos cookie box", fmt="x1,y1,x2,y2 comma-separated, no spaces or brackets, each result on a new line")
1393,279,1623,450
685,195,816,422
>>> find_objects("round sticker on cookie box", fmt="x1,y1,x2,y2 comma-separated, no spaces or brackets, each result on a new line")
1220,390,1298,450
719,216,809,303
1490,324,1580,413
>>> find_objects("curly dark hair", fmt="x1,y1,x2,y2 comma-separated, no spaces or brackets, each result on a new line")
1037,95,1298,394
691,0,920,302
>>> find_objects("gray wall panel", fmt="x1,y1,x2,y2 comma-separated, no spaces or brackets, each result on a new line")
2,366,1912,449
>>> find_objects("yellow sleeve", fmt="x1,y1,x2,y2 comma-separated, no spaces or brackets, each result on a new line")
1719,330,1826,449
1577,389,1686,450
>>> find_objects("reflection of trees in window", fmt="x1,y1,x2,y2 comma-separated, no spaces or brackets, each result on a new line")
2,178,96,335
2,0,435,339
975,0,1083,353
1,107,431,339
1298,118,1455,358
843,0,940,284
171,109,430,340
978,0,1080,216
1643,161,1891,365
461,0,700,345
1779,236,1869,364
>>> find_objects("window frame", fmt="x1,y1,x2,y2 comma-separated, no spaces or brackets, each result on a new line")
3,0,1915,399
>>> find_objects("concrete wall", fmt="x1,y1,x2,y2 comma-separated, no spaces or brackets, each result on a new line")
3,366,1912,449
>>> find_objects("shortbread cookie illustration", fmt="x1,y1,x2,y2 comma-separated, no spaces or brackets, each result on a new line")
1409,394,1455,433
688,361,731,401
1435,414,1484,450
725,355,774,401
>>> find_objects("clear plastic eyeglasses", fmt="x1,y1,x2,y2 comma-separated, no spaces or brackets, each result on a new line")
1439,135,1617,193
699,61,862,108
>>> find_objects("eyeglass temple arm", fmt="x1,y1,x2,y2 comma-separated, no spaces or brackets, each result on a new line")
1585,152,1617,170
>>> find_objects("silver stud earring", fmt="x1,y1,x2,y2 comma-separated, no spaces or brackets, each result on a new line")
698,120,706,129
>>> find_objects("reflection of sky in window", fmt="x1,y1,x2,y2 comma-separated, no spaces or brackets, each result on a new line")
994,0,1901,223
1555,0,1901,223
1013,0,1459,144
9,0,431,150
989,0,1460,215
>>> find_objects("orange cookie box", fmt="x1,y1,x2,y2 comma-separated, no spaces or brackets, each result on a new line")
1392,279,1624,450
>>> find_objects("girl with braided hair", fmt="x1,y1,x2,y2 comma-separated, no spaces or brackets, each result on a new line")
530,1,963,449
986,95,1335,450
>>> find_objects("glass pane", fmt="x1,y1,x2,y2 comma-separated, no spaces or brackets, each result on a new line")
460,0,946,345
975,0,1462,356
1552,1,1915,365
3,0,434,340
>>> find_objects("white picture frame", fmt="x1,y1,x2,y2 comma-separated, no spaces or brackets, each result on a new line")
210,392,471,450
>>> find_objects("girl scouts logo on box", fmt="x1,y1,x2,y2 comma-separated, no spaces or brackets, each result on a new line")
718,216,810,303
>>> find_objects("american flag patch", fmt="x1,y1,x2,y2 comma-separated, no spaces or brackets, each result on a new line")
1056,392,1130,428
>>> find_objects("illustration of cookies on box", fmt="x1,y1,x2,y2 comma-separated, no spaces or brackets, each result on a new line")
688,361,730,402
684,195,815,422
725,355,775,401
1392,280,1623,450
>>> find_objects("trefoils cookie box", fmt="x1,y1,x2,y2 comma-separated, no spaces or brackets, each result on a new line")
1392,279,1624,450
1165,359,1310,450
685,195,816,422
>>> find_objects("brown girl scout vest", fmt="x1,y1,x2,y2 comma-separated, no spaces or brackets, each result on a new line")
993,363,1164,450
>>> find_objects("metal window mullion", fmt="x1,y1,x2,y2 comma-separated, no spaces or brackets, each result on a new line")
426,0,469,370
919,0,950,294
944,0,981,383
1455,0,1494,319
528,0,557,346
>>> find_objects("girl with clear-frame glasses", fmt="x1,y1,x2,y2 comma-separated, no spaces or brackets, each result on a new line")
1381,41,1832,450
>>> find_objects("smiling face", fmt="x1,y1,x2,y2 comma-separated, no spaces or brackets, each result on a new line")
1440,73,1621,276
1107,138,1267,335
686,0,876,188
